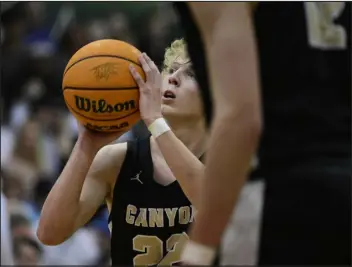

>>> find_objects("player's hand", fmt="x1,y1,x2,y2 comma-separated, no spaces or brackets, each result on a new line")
129,53,163,128
77,122,123,151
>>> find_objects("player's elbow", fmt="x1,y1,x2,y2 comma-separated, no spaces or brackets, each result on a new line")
37,227,65,246
236,115,262,144
245,116,262,145
244,111,262,138
36,221,71,246
37,228,62,246
216,105,262,140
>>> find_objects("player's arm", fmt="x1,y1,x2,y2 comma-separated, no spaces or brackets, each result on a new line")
154,130,204,206
183,2,262,261
130,54,204,207
37,135,126,245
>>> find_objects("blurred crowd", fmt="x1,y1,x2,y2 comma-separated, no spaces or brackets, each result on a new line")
1,2,182,265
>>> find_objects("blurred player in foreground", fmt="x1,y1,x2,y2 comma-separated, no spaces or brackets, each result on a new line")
38,39,209,265
175,2,351,265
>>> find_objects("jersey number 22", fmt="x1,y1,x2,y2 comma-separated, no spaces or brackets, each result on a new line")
133,232,189,266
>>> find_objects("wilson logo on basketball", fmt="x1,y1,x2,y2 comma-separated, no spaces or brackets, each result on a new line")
74,96,136,113
91,62,118,81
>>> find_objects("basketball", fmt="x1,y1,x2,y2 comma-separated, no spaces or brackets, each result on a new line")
62,39,145,132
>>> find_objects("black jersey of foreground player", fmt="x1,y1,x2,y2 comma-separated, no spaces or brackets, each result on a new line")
254,2,351,167
109,138,193,266
177,2,351,166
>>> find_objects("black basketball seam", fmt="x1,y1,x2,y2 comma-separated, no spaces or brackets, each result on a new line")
63,86,139,91
65,102,140,121
63,55,143,76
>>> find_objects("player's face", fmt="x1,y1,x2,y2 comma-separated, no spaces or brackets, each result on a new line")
161,62,203,120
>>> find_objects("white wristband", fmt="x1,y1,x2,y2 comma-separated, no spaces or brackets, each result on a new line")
181,240,217,265
148,118,171,138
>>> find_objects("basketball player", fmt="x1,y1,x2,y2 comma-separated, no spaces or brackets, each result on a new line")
37,39,208,265
174,2,351,265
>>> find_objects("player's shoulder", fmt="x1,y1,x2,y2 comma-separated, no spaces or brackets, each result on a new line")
97,142,128,164
91,142,128,175
90,142,129,186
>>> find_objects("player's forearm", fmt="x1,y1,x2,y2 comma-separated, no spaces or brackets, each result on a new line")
37,136,99,245
188,3,261,246
155,131,204,206
191,113,261,246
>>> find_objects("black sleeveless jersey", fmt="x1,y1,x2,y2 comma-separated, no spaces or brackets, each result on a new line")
175,2,351,171
109,137,194,266
254,2,351,168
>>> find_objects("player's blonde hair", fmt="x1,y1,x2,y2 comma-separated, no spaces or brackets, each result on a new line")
162,38,190,75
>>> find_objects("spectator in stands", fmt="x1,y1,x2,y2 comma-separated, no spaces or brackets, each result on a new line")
10,214,33,239
4,119,42,198
1,191,15,265
13,236,43,265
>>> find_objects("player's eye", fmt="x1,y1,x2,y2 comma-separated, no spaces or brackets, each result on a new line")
168,68,176,74
186,69,195,78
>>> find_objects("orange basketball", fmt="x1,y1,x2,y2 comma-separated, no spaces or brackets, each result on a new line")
62,39,145,132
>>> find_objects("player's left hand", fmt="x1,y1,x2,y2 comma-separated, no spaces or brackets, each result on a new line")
129,53,163,127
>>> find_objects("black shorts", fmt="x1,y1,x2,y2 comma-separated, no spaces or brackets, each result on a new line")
173,2,213,127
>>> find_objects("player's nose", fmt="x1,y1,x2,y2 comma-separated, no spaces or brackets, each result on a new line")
168,73,180,88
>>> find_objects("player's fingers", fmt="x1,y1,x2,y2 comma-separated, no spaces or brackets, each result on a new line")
129,65,145,89
138,53,152,78
145,54,160,74
144,54,162,92
143,53,159,73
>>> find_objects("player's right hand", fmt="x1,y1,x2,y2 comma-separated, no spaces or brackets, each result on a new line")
77,122,123,151
129,53,163,128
